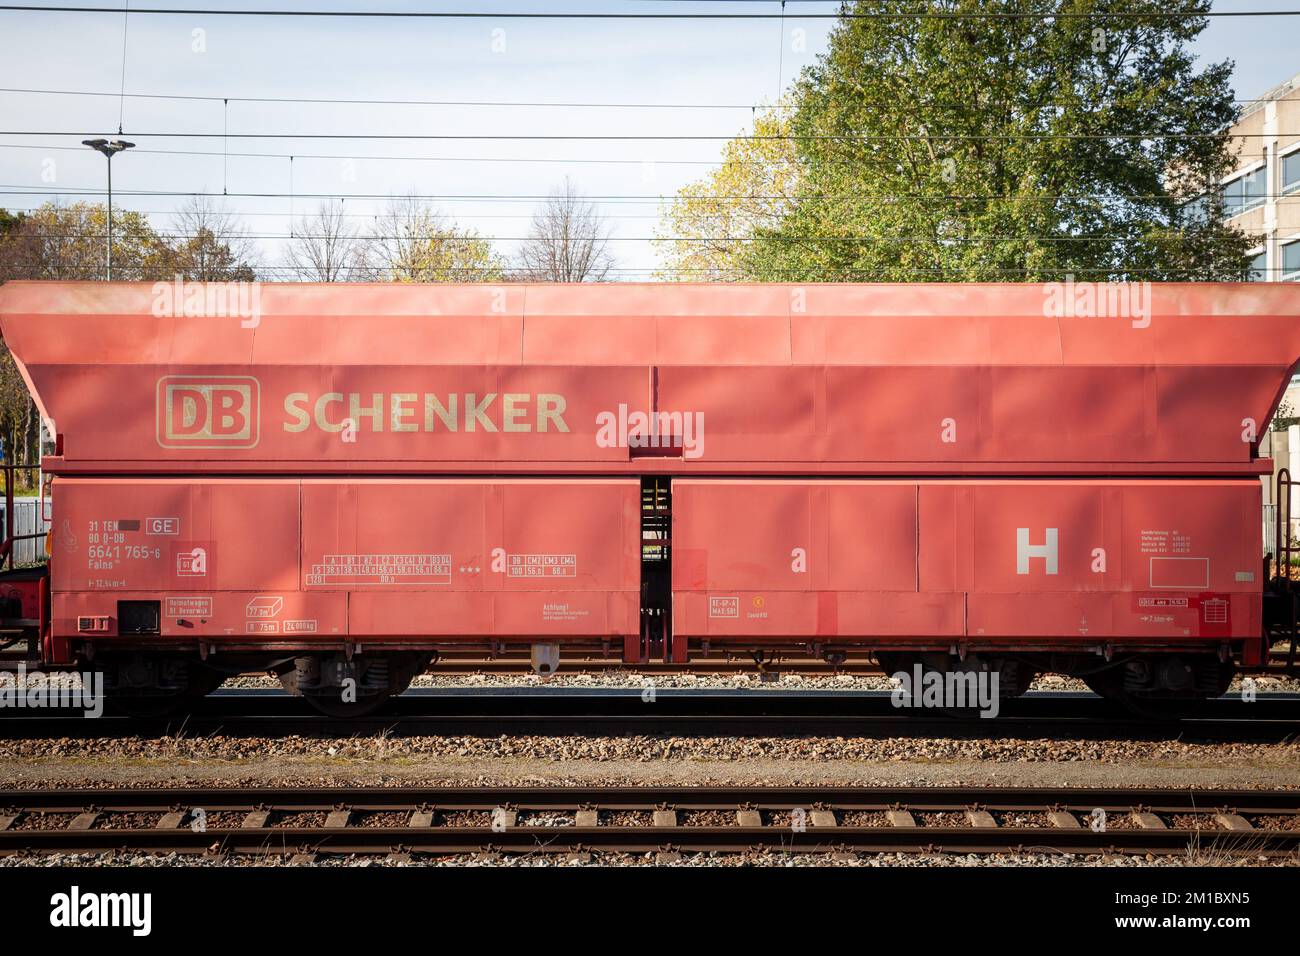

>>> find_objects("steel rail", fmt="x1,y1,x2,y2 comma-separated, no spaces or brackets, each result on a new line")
1,691,1298,741
1,786,1297,858
4,651,1297,677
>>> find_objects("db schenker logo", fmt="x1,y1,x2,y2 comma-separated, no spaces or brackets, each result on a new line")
156,376,260,449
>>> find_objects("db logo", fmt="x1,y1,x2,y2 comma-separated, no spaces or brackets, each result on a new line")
156,376,259,449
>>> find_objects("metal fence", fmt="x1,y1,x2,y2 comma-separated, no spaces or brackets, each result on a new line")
1,496,48,566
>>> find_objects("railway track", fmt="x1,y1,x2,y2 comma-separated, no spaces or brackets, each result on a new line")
1,689,1297,740
5,648,1299,677
416,649,1300,678
0,786,1297,858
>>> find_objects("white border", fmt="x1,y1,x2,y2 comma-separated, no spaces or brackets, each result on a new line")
1149,556,1210,590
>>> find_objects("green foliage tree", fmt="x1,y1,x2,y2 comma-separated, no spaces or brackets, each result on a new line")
664,0,1252,283
0,209,23,238
0,201,259,472
654,103,801,280
0,202,172,282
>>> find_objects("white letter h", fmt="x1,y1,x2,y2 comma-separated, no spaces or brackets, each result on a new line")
1017,528,1058,575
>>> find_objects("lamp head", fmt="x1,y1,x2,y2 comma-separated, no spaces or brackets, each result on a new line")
82,138,134,157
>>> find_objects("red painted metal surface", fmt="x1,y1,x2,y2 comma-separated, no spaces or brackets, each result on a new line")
2,281,1295,662
1,281,1297,475
672,479,1260,646
50,478,640,647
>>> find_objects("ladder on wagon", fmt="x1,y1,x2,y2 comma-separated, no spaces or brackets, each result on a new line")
1274,468,1300,673
638,477,678,663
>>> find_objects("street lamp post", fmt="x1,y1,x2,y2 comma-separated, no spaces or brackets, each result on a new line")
81,138,135,280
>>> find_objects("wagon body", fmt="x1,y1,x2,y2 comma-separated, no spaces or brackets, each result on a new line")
2,280,1296,682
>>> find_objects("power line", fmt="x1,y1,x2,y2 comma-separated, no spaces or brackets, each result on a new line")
114,2,128,134
0,141,733,166
2,86,1283,110
2,5,1295,19
3,129,1282,140
1,185,1289,202
0,203,668,219
0,87,780,110
4,231,1250,243
0,204,1278,228
1,190,668,206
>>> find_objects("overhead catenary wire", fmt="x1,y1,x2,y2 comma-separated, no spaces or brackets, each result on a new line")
2,231,1268,243
0,141,738,167
1,129,1286,140
0,203,671,219
0,204,1274,224
0,87,788,110
115,1,129,134
1,87,1286,111
0,186,1286,203
2,4,1297,20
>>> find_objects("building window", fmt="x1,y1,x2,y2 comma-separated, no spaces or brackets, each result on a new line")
1284,150,1300,196
1249,251,1268,280
1181,194,1211,224
1223,165,1267,217
1283,241,1300,281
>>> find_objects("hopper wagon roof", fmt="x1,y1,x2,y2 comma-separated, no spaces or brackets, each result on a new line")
1,280,1297,476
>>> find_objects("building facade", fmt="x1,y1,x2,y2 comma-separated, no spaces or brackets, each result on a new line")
1226,70,1300,281
1222,73,1300,555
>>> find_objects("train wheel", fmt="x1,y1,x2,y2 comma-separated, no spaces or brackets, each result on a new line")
278,652,427,719
1080,669,1126,703
880,652,1027,717
98,657,224,718
299,689,393,718
1082,655,1234,719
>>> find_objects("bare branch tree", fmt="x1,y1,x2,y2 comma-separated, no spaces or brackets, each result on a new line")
515,177,614,282
282,201,369,281
168,196,257,280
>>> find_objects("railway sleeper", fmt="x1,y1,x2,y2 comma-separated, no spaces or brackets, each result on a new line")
29,804,1289,837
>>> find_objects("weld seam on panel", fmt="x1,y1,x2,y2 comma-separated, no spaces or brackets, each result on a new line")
915,484,920,594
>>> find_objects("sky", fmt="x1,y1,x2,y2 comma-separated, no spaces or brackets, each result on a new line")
1,0,1298,278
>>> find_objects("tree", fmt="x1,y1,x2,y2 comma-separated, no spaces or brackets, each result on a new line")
0,201,176,470
0,200,261,472
164,196,257,281
654,103,801,280
708,0,1251,282
282,201,369,282
515,178,615,282
0,348,37,472
0,209,23,238
370,196,504,282
0,201,172,282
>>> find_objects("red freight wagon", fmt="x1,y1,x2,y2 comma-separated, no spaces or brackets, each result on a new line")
0,280,1296,715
